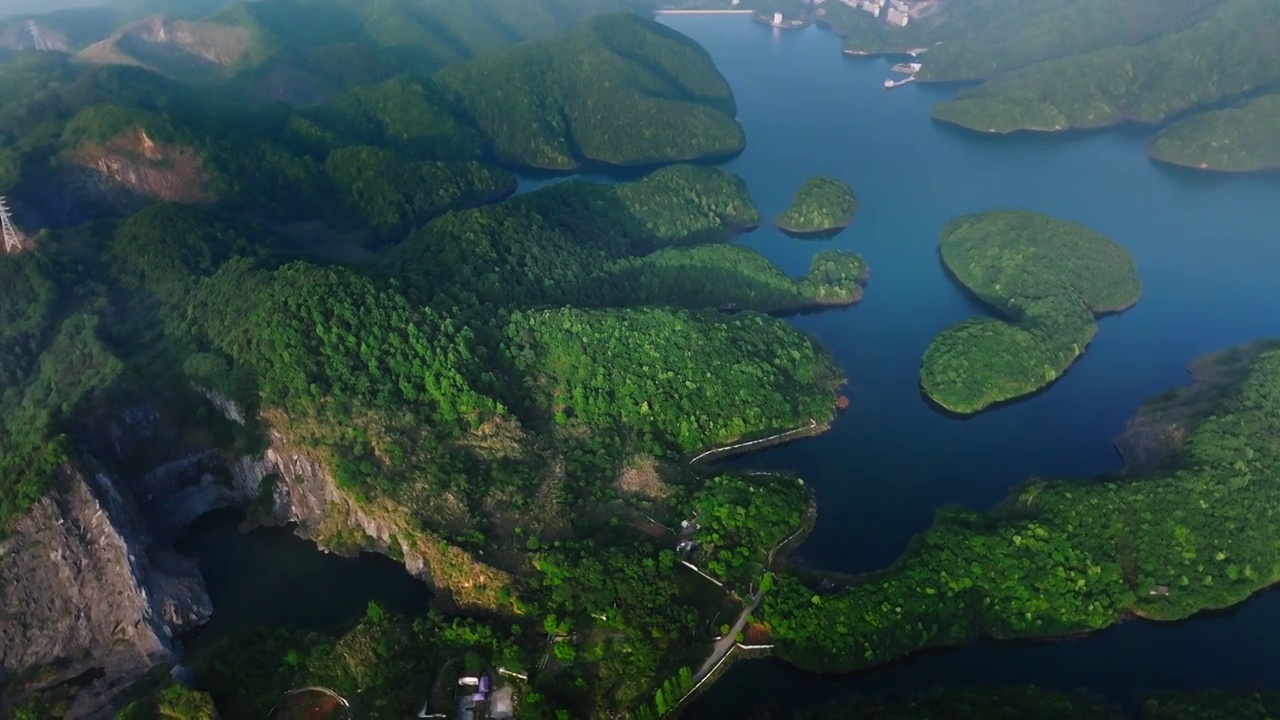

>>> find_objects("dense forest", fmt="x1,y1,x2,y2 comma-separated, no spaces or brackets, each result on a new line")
929,0,1280,134
766,341,1280,672
1149,93,1280,173
775,176,858,237
6,1,1280,718
379,164,870,318
920,211,1140,414
0,9,860,715
435,13,745,170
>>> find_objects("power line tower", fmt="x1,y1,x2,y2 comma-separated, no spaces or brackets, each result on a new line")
26,20,49,52
0,196,23,254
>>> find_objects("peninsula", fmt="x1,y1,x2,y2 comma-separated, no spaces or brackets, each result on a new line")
775,177,859,238
1149,93,1280,173
920,211,1140,414
767,340,1280,673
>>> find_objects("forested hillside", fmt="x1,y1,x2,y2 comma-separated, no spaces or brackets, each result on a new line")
931,0,1280,133
55,0,656,102
0,8,859,716
436,13,745,169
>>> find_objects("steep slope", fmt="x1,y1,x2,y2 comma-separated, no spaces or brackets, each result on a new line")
77,15,256,79
0,468,211,718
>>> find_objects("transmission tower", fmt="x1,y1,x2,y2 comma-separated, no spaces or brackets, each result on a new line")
26,20,48,52
0,196,23,254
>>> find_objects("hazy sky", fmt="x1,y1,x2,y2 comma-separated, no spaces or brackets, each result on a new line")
2,0,106,20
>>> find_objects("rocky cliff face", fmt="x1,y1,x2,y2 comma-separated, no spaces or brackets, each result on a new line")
0,467,211,718
230,429,513,611
63,129,216,214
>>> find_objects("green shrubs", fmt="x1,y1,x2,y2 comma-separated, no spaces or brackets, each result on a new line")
920,211,1140,414
114,683,217,720
775,177,858,237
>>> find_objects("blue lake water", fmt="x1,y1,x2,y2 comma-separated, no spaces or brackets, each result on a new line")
181,14,1280,717
656,16,1280,718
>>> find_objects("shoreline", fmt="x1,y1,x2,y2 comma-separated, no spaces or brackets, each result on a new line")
774,217,853,238
754,291,863,316
1147,148,1280,175
688,418,830,465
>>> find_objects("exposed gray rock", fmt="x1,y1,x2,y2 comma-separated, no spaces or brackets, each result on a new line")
0,467,211,718
133,450,256,542
194,386,245,427
232,433,444,600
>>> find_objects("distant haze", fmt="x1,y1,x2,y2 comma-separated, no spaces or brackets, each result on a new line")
1,0,105,20
1,0,235,21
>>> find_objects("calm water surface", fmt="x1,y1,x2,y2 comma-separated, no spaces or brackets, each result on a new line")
179,511,432,651
660,17,1280,717
184,16,1280,717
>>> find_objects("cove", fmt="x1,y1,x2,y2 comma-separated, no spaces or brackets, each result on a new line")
651,15,1280,718
178,510,432,652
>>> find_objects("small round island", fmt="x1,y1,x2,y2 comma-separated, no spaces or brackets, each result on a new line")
775,176,859,239
920,210,1141,415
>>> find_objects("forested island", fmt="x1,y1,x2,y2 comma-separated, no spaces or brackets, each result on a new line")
775,176,859,238
920,211,1140,414
716,0,1280,175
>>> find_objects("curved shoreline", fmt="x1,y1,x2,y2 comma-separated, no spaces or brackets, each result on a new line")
774,218,852,238
1147,149,1280,175
688,418,829,465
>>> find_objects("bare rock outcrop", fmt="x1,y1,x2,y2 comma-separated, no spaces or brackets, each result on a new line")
0,467,211,718
62,129,215,214
230,431,513,612
77,16,252,77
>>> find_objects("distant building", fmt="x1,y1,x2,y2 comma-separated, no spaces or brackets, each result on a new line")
886,7,909,25
772,11,783,25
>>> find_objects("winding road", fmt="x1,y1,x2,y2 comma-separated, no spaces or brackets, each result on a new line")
692,591,761,683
